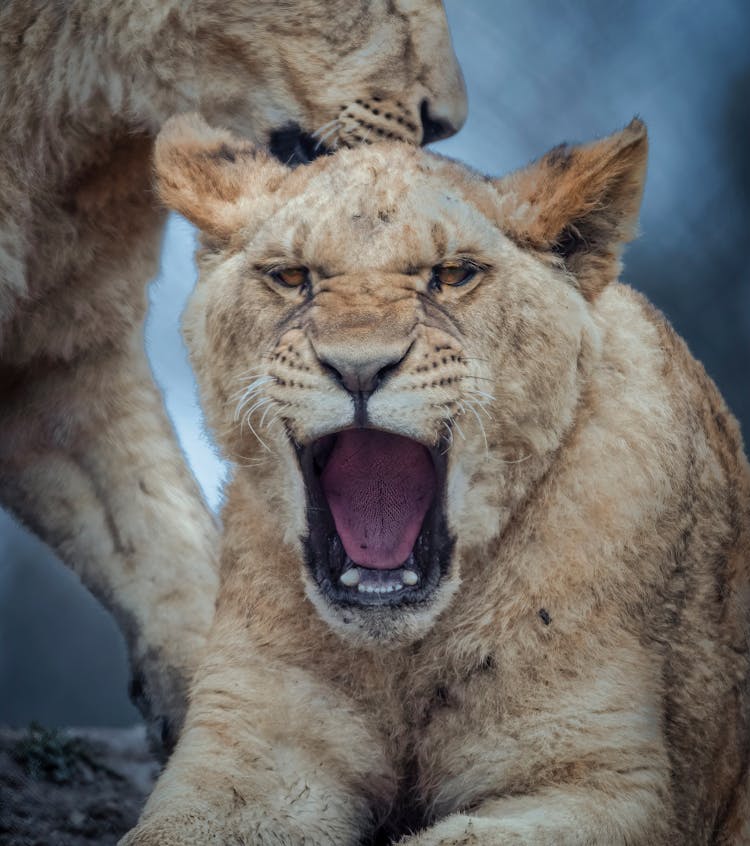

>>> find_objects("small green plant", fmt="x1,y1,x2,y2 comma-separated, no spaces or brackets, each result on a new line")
12,722,120,784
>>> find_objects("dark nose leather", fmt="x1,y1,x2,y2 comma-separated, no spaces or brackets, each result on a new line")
420,99,457,145
318,344,412,396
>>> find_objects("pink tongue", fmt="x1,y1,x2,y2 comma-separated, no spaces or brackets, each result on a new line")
321,430,436,570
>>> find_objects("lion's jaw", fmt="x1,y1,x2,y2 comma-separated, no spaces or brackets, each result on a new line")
190,0,467,162
162,119,647,645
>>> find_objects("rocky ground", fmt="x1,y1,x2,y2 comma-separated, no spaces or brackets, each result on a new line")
0,724,158,846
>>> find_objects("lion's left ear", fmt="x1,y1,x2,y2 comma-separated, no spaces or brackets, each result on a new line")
495,119,648,299
154,113,290,243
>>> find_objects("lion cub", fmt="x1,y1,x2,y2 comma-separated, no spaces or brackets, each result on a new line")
123,115,750,845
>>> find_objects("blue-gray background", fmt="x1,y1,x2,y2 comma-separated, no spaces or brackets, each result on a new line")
1,0,748,727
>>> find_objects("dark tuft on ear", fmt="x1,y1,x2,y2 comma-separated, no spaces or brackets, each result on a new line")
551,223,587,260
212,144,237,163
545,143,575,172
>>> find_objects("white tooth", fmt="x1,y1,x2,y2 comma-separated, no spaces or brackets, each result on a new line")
402,569,419,586
340,568,360,587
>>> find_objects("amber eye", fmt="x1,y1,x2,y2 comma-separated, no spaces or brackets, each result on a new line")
430,261,480,291
269,266,310,289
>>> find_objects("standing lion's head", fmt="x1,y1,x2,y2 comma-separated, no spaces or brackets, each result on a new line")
184,0,467,162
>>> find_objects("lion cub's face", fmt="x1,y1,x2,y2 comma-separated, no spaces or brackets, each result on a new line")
156,115,647,643
195,0,467,162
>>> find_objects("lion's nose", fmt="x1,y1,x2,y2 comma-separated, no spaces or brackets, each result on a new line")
316,342,412,397
420,99,458,145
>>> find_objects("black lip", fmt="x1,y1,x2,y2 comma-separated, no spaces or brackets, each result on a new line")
296,430,454,609
269,122,331,166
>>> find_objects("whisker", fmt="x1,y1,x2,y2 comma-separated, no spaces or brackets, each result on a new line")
466,386,496,401
243,415,272,453
230,444,274,467
463,392,494,420
477,404,494,420
244,396,274,419
258,401,278,429
311,119,340,139
229,368,272,387
463,401,489,453
230,383,271,410
229,372,271,393
315,124,341,151
233,376,274,421
440,419,454,454
236,455,271,468
439,406,459,453
231,373,272,394
499,453,532,465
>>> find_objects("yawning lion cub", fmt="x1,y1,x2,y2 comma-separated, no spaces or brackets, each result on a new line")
124,114,749,845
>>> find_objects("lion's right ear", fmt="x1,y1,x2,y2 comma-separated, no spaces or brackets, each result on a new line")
154,113,290,242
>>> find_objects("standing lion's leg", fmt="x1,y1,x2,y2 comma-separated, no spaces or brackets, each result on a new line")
0,334,219,751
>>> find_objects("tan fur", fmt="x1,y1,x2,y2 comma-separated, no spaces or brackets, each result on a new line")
125,114,750,844
0,1,467,750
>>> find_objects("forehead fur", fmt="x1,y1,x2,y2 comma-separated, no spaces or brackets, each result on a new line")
249,144,506,269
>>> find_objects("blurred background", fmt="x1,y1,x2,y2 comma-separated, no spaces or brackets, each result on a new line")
1,0,749,728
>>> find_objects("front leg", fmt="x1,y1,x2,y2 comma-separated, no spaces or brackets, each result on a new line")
0,337,219,751
401,783,671,846
403,634,675,846
121,618,395,846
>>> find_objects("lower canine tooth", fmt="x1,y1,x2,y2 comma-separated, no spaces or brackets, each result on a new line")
340,568,360,587
402,569,419,586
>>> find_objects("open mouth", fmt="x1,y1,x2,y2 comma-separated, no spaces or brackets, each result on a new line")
298,429,453,608
269,122,331,166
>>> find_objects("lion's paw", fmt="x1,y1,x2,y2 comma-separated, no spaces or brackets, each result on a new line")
119,815,224,846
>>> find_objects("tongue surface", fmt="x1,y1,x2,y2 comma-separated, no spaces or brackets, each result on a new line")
321,430,436,570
